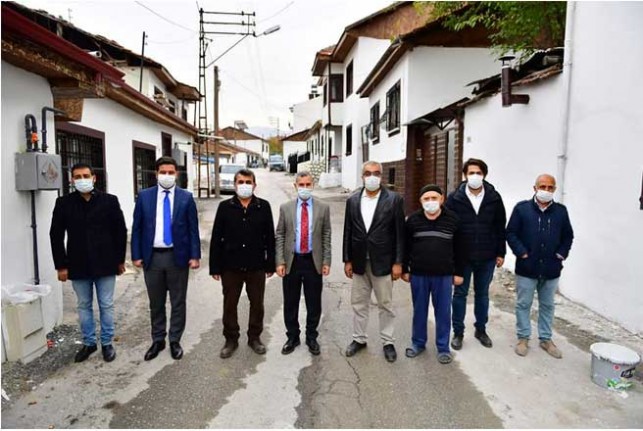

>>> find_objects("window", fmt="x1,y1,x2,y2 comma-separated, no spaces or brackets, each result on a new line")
55,123,106,195
168,99,176,114
162,132,172,156
346,61,353,97
388,167,396,185
386,80,401,133
329,74,344,103
346,124,353,156
133,141,157,197
370,101,380,143
181,104,188,121
323,83,327,106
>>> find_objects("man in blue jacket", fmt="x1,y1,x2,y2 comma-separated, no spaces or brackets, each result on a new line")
132,157,201,362
507,174,574,359
446,158,506,350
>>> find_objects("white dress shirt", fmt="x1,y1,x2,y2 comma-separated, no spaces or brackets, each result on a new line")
466,185,485,215
153,185,175,248
360,189,381,232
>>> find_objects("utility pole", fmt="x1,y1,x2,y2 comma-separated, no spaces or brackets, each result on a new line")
214,65,221,198
139,31,147,93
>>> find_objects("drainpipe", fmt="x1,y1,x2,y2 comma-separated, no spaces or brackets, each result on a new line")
558,1,576,204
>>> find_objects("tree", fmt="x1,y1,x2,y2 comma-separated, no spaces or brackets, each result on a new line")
417,2,567,57
267,136,282,155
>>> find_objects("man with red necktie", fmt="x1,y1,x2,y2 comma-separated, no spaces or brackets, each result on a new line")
275,171,332,355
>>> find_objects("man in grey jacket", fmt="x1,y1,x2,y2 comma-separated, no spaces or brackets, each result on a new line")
275,171,332,355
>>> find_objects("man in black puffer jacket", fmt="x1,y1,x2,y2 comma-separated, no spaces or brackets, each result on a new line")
445,158,506,350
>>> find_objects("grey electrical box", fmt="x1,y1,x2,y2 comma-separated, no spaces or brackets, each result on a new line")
15,152,63,191
172,148,186,166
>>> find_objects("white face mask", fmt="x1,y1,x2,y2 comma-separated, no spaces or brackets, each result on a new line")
364,176,381,192
467,174,483,190
158,174,176,189
422,201,441,214
535,189,554,203
297,187,313,201
236,184,254,199
74,178,94,194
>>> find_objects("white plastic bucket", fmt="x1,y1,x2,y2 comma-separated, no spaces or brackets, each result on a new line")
589,342,640,389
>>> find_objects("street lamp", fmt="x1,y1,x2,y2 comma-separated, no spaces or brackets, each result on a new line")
208,25,280,198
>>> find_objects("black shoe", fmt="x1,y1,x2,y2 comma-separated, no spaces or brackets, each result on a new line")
170,341,183,360
281,338,300,355
306,339,320,356
144,341,166,361
74,344,97,363
102,344,116,362
248,339,267,355
475,329,493,348
383,344,397,363
345,341,367,357
220,340,239,359
451,335,463,351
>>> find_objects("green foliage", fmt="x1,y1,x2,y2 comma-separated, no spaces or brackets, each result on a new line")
417,2,567,57
268,136,283,154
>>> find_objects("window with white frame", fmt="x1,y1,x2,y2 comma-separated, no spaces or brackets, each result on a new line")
386,80,401,133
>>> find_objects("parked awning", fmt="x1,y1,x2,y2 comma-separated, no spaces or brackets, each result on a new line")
405,98,468,130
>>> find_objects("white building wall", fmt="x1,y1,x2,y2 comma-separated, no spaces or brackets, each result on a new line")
232,139,265,159
341,37,394,190
561,2,643,334
293,97,322,132
1,61,62,331
366,56,410,166
463,77,565,271
407,47,499,121
79,98,193,228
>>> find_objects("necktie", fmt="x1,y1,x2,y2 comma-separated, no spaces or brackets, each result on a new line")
300,201,309,253
163,190,172,246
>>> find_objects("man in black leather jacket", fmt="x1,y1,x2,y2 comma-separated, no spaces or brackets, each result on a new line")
342,161,405,362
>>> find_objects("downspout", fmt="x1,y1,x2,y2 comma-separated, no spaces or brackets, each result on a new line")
558,1,576,204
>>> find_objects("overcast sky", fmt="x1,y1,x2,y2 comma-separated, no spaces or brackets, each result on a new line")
15,0,395,132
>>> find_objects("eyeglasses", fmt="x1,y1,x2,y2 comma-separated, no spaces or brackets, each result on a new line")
363,171,381,177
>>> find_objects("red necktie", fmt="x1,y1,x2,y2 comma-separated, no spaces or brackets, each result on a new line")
301,202,309,253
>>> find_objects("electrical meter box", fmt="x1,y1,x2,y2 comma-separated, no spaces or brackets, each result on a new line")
15,152,63,191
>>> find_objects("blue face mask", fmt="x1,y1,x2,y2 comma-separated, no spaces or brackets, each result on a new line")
297,187,313,201
74,178,94,194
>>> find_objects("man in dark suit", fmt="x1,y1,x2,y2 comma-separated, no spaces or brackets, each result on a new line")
50,163,127,363
275,171,332,355
343,161,405,362
210,168,275,358
131,156,201,361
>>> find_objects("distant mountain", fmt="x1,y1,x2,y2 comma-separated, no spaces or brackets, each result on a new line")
246,126,290,140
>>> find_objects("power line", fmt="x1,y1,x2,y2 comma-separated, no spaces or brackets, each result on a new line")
134,1,196,33
258,0,295,24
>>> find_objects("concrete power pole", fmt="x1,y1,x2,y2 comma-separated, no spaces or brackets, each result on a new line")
214,65,221,199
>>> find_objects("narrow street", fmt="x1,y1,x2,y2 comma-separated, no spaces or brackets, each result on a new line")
1,168,642,428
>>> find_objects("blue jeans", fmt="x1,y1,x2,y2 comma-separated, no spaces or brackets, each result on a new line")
452,259,496,336
72,276,116,346
515,275,558,341
411,275,453,354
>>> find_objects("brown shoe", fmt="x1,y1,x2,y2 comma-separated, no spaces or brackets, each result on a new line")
539,340,562,359
248,339,266,355
220,340,238,359
515,338,529,357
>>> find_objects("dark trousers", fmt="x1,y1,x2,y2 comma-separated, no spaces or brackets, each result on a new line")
282,254,322,341
411,275,453,354
452,258,496,335
221,270,266,342
143,249,189,343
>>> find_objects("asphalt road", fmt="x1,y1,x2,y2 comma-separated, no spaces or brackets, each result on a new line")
2,168,641,428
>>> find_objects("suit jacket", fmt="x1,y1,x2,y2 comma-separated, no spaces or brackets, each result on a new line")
49,191,127,280
342,187,405,277
275,196,332,274
131,186,201,269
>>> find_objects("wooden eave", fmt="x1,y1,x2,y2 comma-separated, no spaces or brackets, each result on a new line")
282,128,310,142
219,127,263,141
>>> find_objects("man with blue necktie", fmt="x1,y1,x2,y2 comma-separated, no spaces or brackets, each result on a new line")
132,156,201,361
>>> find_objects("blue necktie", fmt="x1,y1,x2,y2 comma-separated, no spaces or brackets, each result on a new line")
163,190,172,246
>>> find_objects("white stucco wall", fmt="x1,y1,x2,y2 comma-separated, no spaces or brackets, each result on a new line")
292,97,322,132
1,61,63,331
282,140,308,162
232,138,265,159
407,47,498,121
79,98,193,228
463,77,565,271
560,2,643,334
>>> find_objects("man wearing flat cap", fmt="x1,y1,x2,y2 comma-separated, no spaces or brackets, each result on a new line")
402,184,465,364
